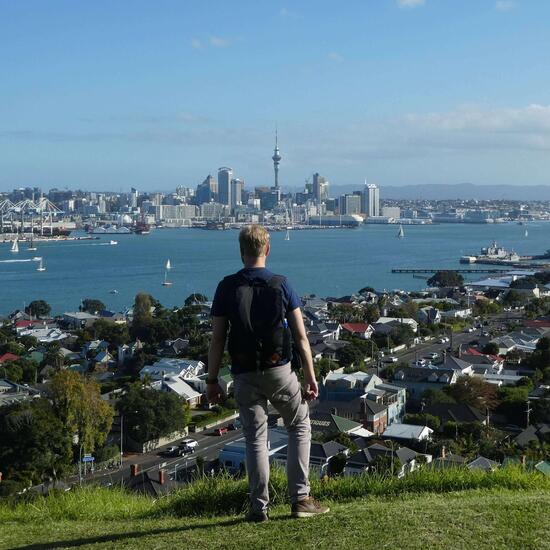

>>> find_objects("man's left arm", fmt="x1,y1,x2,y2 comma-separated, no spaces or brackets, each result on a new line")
207,315,228,404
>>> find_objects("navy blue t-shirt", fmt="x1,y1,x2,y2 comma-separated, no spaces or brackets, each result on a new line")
211,267,301,318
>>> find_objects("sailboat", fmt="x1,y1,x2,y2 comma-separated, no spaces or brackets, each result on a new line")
11,239,19,253
162,259,173,286
397,225,405,238
36,258,46,272
524,229,529,237
27,233,37,251
284,229,290,241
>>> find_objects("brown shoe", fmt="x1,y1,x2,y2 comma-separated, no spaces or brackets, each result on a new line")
291,496,330,518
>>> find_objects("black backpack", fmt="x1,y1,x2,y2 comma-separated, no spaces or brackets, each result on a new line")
225,273,293,372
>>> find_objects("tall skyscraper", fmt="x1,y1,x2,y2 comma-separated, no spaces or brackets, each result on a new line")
230,178,244,211
361,182,380,217
196,174,217,204
272,130,281,189
218,167,233,206
312,173,329,204
340,194,361,215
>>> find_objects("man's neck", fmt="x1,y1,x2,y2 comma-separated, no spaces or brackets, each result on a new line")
243,256,267,269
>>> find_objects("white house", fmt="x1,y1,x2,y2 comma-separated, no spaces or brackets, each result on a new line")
139,358,205,381
382,423,433,442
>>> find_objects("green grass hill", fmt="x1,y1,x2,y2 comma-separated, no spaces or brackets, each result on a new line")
1,468,549,550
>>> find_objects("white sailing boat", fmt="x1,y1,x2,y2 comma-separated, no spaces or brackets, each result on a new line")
397,225,405,238
162,259,173,286
11,239,19,253
524,229,528,237
27,233,37,251
36,258,46,272
284,229,290,241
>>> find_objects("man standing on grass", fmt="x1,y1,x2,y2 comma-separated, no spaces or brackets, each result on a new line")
207,224,329,521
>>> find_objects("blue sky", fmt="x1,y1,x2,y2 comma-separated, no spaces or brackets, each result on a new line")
2,0,550,192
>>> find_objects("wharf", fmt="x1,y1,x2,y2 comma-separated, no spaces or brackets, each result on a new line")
392,268,512,274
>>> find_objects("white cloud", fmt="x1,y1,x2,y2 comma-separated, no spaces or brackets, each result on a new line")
191,38,202,50
328,52,344,63
209,35,230,48
495,0,515,11
397,0,426,8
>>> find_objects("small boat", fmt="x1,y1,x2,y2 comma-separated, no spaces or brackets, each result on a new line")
162,259,173,286
524,229,528,237
27,233,37,251
109,240,118,245
36,258,46,272
397,225,405,238
11,239,19,253
284,229,290,241
109,289,118,294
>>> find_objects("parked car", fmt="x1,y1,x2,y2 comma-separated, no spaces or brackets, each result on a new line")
428,352,439,360
214,427,228,436
382,356,398,363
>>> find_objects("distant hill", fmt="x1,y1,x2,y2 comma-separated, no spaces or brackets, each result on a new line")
329,183,550,201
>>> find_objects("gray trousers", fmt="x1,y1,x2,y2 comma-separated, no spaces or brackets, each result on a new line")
233,363,311,513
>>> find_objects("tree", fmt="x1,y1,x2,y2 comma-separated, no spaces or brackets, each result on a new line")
403,413,441,430
25,300,51,317
131,293,153,340
49,371,114,454
421,388,456,406
0,399,72,487
92,319,130,348
482,342,499,355
443,377,499,411
503,290,527,307
118,384,190,444
2,358,38,384
81,298,106,314
427,271,464,288
42,342,64,370
336,344,364,369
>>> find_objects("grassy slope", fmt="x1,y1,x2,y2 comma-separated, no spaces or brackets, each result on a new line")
2,489,550,550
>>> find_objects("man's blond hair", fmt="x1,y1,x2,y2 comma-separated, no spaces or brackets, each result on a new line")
239,224,270,258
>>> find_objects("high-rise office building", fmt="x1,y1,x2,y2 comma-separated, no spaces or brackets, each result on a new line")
312,173,329,203
340,194,362,215
196,174,218,204
218,167,233,206
230,178,244,211
361,183,380,217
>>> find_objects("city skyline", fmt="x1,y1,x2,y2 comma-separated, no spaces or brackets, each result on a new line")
2,1,550,191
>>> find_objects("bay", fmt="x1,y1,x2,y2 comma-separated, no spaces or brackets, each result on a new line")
0,222,548,315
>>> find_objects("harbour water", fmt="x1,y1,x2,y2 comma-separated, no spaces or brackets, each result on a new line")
0,222,548,315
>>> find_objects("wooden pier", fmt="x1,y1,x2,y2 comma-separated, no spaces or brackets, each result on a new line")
392,268,510,274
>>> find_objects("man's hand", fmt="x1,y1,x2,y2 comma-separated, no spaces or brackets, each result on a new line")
206,382,225,405
303,373,319,402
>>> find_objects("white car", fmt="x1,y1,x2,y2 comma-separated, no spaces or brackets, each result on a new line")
428,352,439,360
180,438,198,449
383,356,398,363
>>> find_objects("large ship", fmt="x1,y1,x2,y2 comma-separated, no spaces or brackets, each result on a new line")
461,241,521,264
87,224,132,235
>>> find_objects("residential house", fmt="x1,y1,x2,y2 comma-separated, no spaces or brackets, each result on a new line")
440,307,473,320
382,423,433,442
0,379,41,407
514,423,550,449
460,347,504,373
391,367,457,402
340,323,374,340
153,376,202,408
309,411,374,438
424,403,487,426
139,358,206,381
219,428,289,474
417,307,441,325
126,466,179,496
61,311,98,329
467,456,500,472
344,443,429,478
374,316,418,334
274,440,348,477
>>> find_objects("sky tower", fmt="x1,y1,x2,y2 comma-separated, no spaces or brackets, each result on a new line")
272,130,281,189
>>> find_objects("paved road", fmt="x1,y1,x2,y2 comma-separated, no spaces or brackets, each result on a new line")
73,421,245,487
